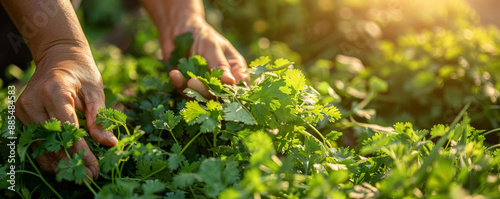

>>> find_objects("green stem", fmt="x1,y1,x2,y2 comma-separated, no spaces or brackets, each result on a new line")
111,169,115,184
137,165,168,183
84,180,97,196
169,130,179,144
305,120,333,149
123,125,131,135
264,62,295,72
116,165,122,179
487,143,500,151
158,130,163,147
86,175,102,191
414,102,470,183
213,132,217,155
482,128,500,136
180,131,203,155
117,128,121,140
204,136,213,148
189,186,198,199
119,161,125,179
27,155,63,199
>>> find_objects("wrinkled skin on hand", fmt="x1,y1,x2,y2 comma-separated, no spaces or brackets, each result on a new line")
161,19,250,99
15,49,118,181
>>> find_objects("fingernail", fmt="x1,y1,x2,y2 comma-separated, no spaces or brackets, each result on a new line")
223,71,236,84
106,131,118,145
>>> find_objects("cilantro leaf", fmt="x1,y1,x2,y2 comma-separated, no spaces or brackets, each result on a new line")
181,101,208,123
152,110,181,132
172,173,201,188
142,179,166,196
183,88,209,102
95,108,127,131
55,149,87,184
177,55,209,78
223,102,256,125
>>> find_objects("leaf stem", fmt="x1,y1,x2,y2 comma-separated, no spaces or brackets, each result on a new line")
305,120,333,149
84,180,97,196
180,131,203,155
189,186,198,199
27,155,63,199
111,169,115,184
414,102,470,183
169,130,179,144
482,128,500,136
158,129,162,147
487,143,500,151
137,165,168,183
123,125,131,135
86,175,102,191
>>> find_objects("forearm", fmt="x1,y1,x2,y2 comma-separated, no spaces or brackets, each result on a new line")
0,0,92,66
140,0,205,34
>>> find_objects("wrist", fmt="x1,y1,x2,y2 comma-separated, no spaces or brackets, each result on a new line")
142,0,206,37
36,42,96,73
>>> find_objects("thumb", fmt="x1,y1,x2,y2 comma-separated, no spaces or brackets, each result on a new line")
80,89,118,146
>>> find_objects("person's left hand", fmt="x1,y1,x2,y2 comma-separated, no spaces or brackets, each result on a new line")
141,0,249,98
165,19,249,98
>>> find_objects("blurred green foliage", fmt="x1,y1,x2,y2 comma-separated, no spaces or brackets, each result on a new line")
0,0,498,139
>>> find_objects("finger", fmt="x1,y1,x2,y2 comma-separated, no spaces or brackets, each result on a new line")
45,90,79,127
187,78,213,99
169,69,188,94
31,141,68,173
73,139,99,180
77,87,118,146
15,93,50,125
225,46,249,83
160,31,175,62
195,41,236,84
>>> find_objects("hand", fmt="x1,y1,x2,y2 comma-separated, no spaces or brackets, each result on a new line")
15,46,118,181
140,0,249,99
165,20,249,99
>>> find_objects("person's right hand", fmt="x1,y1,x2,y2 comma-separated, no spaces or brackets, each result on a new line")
15,45,118,181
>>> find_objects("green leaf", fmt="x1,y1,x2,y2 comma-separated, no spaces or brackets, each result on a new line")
43,118,61,131
32,133,61,158
60,122,87,149
223,102,256,125
181,101,208,123
169,32,194,66
168,143,186,170
197,114,220,133
249,56,271,68
164,190,186,199
326,131,343,142
197,158,239,197
95,108,127,131
172,173,201,188
369,76,388,93
183,88,208,102
323,106,341,122
18,124,37,162
55,149,87,184
177,55,209,78
135,159,169,179
142,179,166,196
152,110,181,132
283,69,307,92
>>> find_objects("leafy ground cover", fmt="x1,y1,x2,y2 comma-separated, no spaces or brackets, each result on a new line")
1,0,500,198
1,36,500,197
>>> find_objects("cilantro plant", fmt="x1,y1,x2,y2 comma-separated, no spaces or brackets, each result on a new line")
1,32,499,198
